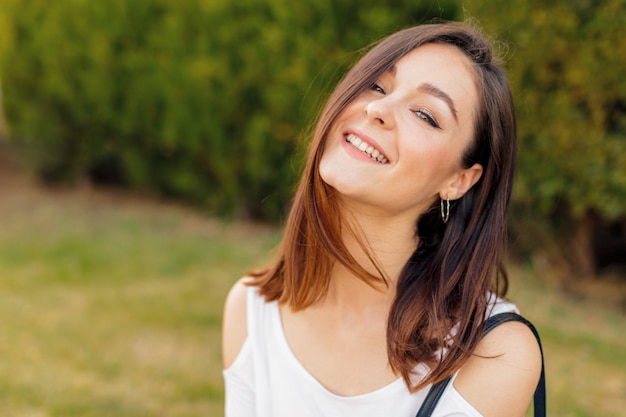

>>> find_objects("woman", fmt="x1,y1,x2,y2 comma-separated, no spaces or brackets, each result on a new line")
222,21,542,416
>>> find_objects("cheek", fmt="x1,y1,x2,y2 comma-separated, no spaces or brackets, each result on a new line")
402,139,458,176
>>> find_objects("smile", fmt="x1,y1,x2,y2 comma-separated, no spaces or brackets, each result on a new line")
345,133,389,164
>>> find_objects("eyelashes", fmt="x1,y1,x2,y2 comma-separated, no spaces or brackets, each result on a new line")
369,83,441,129
413,108,440,129
370,82,385,94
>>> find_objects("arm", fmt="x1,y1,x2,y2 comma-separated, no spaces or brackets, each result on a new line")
453,321,542,417
222,278,249,369
222,278,255,416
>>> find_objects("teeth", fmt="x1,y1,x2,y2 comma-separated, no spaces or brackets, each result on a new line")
348,134,362,147
345,134,388,164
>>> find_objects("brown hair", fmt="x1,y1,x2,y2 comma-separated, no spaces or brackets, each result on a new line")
250,21,517,392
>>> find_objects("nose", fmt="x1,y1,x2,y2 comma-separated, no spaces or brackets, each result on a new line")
365,96,395,129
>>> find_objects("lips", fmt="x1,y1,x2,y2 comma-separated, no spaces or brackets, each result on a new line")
345,133,389,164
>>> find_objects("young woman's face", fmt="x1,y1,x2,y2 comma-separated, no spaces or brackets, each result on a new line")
319,42,482,219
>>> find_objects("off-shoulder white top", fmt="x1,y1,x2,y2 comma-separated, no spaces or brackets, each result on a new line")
223,286,517,417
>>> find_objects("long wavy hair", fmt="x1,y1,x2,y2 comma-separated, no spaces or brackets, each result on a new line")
249,21,517,392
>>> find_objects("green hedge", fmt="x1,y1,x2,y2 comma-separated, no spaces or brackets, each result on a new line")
471,0,626,272
474,0,626,220
0,0,460,220
2,0,625,273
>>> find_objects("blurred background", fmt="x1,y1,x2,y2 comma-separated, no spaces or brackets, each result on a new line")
0,0,624,415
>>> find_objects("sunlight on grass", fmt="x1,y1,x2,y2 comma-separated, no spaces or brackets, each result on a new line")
0,181,624,416
0,185,280,416
509,269,626,417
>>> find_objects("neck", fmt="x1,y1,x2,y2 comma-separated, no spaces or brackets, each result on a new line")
324,205,419,310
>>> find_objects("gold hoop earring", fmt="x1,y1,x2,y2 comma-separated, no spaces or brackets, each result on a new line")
440,196,450,223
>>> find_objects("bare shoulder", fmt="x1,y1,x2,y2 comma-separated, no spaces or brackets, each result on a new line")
222,277,252,369
454,320,542,417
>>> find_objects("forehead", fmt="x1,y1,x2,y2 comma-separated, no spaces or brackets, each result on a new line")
394,42,477,81
392,42,479,118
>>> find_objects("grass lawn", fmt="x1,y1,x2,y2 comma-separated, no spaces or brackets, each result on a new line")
0,157,624,416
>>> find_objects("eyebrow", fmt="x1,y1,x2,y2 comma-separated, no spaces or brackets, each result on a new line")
417,83,458,123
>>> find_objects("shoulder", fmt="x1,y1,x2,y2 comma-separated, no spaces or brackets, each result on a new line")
222,277,252,369
453,319,542,417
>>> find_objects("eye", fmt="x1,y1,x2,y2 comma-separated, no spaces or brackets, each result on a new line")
370,83,385,94
413,108,440,129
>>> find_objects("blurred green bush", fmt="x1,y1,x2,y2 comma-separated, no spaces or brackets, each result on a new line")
0,0,459,219
472,0,626,275
1,0,625,275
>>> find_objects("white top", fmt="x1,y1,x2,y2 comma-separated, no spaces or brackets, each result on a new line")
223,286,517,417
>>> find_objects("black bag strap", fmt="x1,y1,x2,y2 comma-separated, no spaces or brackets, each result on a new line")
415,312,546,417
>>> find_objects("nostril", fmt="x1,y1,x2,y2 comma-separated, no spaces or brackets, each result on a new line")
365,100,392,128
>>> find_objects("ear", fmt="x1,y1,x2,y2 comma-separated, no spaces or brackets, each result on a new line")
440,163,483,201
